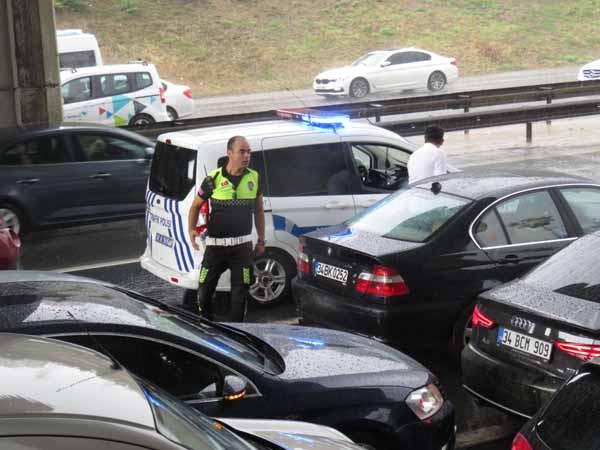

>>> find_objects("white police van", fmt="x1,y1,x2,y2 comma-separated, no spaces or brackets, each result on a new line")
141,110,418,306
61,63,170,126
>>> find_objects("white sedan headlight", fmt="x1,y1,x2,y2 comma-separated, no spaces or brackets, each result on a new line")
406,384,444,420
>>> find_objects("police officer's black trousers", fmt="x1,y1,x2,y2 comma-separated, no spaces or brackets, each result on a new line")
196,242,253,322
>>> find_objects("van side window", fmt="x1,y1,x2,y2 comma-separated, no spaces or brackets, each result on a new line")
263,143,357,196
350,143,410,191
62,77,92,104
135,72,153,90
59,51,96,69
99,73,133,97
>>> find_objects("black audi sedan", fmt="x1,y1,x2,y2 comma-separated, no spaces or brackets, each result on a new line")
293,169,600,354
511,358,600,450
462,230,600,418
0,271,455,450
0,123,154,234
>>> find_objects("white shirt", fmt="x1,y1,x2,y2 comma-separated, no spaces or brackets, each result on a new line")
407,142,447,184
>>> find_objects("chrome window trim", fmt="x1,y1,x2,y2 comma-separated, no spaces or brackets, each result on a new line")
46,331,263,403
469,183,600,250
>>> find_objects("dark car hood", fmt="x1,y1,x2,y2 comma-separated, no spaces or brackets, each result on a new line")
228,323,430,389
484,279,600,331
307,224,424,257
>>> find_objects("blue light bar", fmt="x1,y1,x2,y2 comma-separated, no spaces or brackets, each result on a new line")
277,108,349,128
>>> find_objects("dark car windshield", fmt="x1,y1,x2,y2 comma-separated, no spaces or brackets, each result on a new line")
149,141,197,200
345,187,471,242
0,281,283,375
143,382,259,450
523,233,600,302
537,370,600,450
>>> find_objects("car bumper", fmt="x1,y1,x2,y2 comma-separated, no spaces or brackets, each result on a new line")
313,80,346,95
461,343,564,418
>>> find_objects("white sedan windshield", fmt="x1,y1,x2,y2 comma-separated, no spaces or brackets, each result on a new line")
352,53,385,67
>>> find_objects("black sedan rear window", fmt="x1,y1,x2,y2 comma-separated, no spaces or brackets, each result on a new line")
523,233,600,302
537,371,600,450
345,187,470,242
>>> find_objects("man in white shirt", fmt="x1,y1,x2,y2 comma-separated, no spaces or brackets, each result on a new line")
407,126,447,184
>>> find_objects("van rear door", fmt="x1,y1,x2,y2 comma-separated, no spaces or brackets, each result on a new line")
146,142,197,275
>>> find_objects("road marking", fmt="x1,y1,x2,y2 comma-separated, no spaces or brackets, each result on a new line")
456,423,519,449
57,258,140,273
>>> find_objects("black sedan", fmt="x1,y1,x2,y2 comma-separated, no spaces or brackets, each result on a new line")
0,123,154,234
293,169,600,354
0,271,455,450
462,230,600,418
512,358,600,450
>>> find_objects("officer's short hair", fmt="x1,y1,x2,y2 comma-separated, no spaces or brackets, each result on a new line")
227,136,246,151
424,126,444,143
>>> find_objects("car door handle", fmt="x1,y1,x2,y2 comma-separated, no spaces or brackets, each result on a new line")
16,178,40,185
90,172,112,179
498,254,521,264
324,201,352,209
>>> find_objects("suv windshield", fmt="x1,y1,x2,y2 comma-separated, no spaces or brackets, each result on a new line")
524,233,600,302
150,142,197,200
346,187,470,242
143,382,258,450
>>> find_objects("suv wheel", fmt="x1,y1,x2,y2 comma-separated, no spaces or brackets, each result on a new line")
250,249,296,307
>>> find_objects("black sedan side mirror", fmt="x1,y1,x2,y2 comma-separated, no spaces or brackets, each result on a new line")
223,375,248,401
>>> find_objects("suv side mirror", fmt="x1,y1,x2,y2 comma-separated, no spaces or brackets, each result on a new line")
223,375,248,401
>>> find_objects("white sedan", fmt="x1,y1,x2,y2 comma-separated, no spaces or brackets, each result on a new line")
161,79,194,120
577,59,600,81
313,48,458,98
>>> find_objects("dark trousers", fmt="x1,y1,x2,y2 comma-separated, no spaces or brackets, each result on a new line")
196,242,253,322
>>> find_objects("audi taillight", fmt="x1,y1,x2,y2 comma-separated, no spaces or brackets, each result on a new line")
183,89,192,99
297,242,310,276
472,305,495,329
511,433,532,450
555,341,600,361
355,265,409,297
195,200,209,234
159,86,166,104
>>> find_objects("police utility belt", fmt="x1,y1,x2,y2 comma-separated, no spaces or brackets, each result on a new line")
204,235,253,247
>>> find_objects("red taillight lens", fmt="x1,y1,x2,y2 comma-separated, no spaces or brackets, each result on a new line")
159,86,166,104
195,200,209,234
355,265,409,297
183,89,192,99
511,433,532,450
555,341,600,361
472,305,495,329
297,243,310,275
450,59,457,66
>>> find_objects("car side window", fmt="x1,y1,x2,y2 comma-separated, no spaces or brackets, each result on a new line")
263,143,358,196
75,134,147,161
0,136,71,165
58,334,235,401
474,208,509,247
386,52,410,65
350,143,410,191
62,77,92,104
408,51,431,62
559,188,600,234
99,73,133,97
495,190,568,244
135,72,153,90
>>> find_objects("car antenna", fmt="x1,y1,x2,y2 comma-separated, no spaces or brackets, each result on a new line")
66,310,123,371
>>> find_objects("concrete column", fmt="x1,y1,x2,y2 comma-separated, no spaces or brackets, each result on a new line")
0,0,61,128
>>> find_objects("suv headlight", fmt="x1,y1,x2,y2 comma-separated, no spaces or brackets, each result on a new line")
406,384,444,420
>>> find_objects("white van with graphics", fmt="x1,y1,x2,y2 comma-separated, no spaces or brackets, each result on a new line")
61,63,170,126
141,110,418,306
57,29,103,69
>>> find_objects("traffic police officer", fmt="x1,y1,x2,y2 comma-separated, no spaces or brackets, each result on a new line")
188,136,266,321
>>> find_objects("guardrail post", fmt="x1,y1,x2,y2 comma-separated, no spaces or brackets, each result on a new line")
464,105,469,135
546,96,552,125
526,122,533,143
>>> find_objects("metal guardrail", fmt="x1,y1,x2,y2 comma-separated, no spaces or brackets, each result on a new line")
125,80,600,139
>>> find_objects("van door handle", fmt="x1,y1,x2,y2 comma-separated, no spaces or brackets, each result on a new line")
324,201,352,209
90,172,112,179
498,254,521,264
16,178,40,185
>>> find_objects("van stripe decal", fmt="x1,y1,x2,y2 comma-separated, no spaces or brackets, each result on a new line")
166,199,184,272
175,201,194,269
169,199,189,273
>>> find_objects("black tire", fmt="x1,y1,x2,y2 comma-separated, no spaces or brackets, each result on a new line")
349,77,370,98
427,71,447,91
167,106,178,120
129,113,156,126
250,248,296,307
450,301,476,368
0,202,26,235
